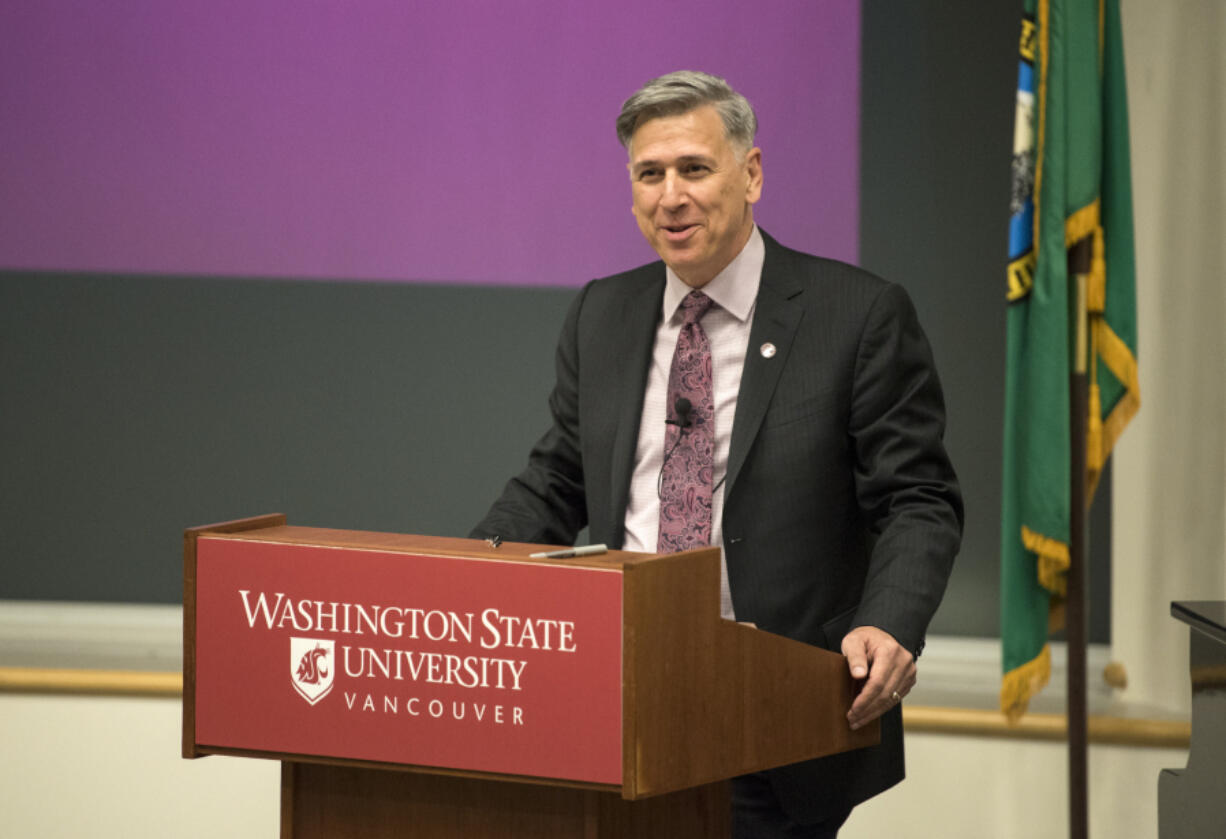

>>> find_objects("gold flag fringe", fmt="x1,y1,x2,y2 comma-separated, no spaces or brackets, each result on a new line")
1002,644,1052,722
1021,525,1070,597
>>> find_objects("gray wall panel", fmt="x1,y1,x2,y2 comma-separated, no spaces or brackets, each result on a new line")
1,273,574,603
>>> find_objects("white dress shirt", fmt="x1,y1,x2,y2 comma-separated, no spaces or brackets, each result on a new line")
622,225,764,619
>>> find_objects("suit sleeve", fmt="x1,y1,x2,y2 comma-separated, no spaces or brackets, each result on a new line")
468,283,590,546
847,283,964,656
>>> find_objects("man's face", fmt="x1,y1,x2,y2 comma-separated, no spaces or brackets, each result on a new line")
627,105,762,288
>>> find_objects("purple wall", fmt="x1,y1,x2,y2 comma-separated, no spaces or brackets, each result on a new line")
0,1,859,286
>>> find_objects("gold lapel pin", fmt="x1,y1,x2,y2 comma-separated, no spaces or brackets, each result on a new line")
760,342,777,358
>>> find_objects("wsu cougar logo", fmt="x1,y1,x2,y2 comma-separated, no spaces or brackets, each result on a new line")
289,637,335,705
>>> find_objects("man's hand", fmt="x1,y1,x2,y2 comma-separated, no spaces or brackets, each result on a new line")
841,625,916,730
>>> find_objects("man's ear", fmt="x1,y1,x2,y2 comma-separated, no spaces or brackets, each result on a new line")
745,147,763,204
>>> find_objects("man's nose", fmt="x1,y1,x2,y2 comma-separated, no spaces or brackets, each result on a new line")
660,171,688,209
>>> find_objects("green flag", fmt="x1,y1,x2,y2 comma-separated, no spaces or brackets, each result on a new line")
1001,0,1139,720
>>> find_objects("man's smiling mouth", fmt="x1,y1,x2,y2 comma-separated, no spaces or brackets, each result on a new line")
662,223,699,238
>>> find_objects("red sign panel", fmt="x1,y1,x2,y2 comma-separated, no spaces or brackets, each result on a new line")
194,538,623,784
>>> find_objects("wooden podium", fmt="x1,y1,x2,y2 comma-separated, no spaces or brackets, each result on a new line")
183,515,878,838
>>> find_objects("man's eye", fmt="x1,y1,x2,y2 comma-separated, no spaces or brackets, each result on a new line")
683,164,710,176
637,169,661,180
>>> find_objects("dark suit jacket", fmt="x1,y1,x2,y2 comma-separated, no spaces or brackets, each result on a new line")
472,230,963,820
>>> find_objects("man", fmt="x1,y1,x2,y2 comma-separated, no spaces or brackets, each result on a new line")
472,71,962,837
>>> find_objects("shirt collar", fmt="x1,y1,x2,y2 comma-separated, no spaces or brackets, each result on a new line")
662,225,764,324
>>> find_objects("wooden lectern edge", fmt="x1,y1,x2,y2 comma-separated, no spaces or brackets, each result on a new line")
621,547,879,800
183,513,288,760
619,547,720,799
195,523,650,570
197,743,622,795
718,617,881,758
657,625,878,800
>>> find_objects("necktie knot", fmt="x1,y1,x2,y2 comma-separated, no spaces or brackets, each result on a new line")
680,290,714,325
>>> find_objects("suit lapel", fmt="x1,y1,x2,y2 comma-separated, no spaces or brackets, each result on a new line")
725,236,804,497
606,268,665,545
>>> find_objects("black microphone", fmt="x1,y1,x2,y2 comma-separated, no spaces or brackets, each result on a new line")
658,397,693,498
665,397,693,430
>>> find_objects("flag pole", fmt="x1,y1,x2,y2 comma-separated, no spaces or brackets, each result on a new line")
1067,266,1090,839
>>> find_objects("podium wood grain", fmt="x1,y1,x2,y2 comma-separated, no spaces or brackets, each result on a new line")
284,763,728,839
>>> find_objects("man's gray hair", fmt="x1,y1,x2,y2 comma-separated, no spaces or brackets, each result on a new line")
616,70,758,153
